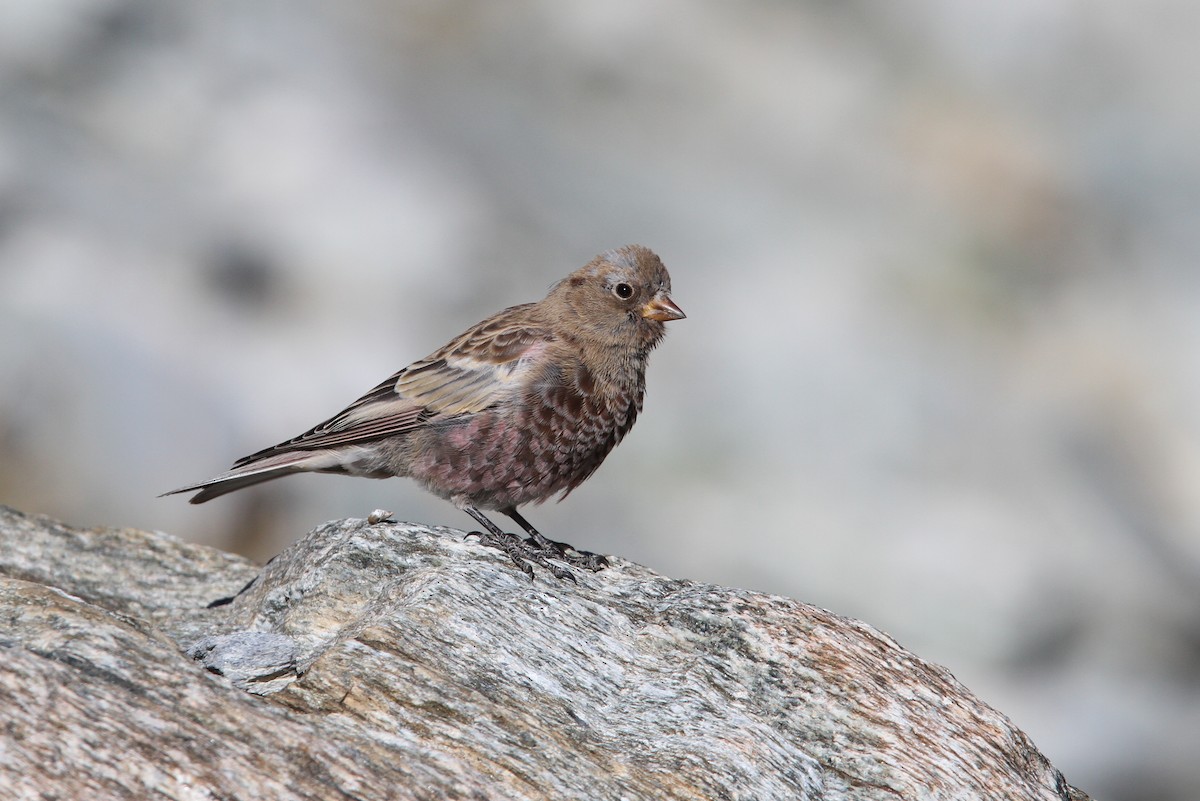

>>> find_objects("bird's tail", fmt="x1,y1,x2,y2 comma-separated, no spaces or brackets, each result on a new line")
160,451,332,504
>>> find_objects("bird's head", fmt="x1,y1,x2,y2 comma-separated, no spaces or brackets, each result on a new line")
548,245,685,350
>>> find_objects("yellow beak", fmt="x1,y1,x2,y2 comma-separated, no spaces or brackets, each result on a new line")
641,294,686,322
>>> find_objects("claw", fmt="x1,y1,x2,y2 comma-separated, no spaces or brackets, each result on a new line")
468,528,578,582
459,504,605,581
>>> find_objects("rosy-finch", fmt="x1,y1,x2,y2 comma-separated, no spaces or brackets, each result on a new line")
164,245,684,579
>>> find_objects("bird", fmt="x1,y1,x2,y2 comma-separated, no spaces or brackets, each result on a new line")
163,245,685,580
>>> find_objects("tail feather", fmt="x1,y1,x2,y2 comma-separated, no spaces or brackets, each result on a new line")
161,451,333,504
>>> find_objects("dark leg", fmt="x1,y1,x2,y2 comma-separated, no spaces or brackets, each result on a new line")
502,508,609,572
460,504,576,582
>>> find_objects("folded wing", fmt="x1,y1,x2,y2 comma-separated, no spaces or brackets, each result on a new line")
234,306,553,463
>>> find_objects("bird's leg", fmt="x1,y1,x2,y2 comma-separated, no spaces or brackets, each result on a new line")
502,508,609,572
460,504,576,582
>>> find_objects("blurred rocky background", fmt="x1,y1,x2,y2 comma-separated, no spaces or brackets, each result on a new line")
0,2,1196,799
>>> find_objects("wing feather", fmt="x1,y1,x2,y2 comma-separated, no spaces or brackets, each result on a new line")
232,306,554,466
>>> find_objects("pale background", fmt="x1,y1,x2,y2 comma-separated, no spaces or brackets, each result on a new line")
2,2,1198,799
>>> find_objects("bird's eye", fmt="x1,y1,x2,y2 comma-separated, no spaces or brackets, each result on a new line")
613,282,634,299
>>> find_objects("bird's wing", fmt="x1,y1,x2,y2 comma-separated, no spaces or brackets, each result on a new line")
233,306,553,464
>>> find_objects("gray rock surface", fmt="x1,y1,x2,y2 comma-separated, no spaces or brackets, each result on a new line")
0,505,1090,800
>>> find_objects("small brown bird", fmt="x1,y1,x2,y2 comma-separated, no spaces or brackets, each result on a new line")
164,245,684,579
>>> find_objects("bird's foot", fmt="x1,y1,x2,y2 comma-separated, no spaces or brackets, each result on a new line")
465,530,578,583
527,533,609,572
545,542,609,572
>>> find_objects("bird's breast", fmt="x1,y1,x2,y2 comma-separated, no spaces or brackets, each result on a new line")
406,366,644,510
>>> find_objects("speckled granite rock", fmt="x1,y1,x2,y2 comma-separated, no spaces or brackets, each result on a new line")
0,505,1090,800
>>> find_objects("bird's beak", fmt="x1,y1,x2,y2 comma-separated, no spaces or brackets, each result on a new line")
641,294,686,322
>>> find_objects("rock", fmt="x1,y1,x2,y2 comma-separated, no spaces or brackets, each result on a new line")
0,505,1090,800
187,632,299,694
